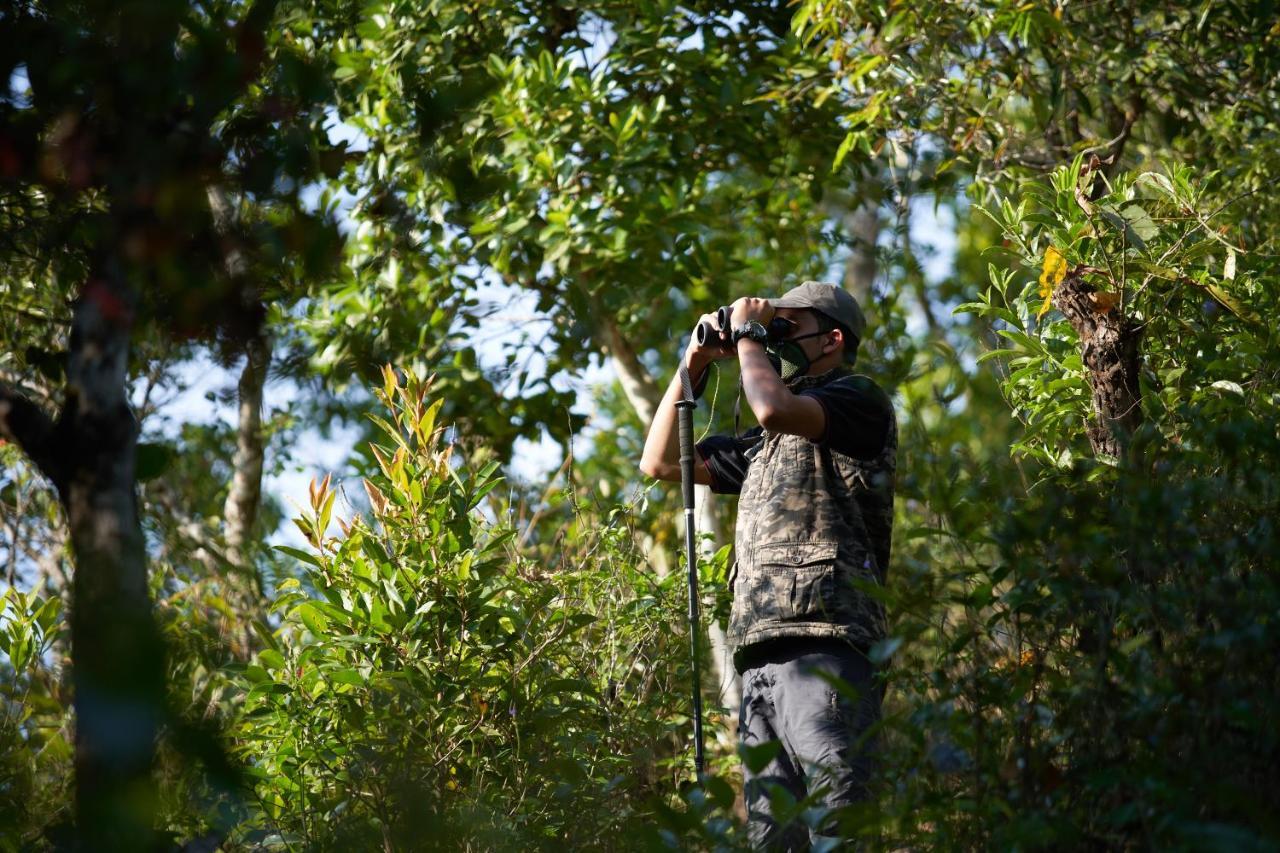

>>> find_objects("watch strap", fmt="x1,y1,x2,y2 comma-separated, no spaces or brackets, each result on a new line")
732,320,768,347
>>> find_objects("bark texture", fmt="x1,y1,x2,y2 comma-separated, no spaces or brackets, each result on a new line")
1052,273,1144,459
62,279,162,849
601,315,661,425
209,185,270,654
3,278,163,848
841,199,880,307
223,336,268,568
221,333,271,654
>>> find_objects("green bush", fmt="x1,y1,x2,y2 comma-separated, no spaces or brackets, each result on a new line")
0,587,71,848
861,161,1280,850
227,368,710,849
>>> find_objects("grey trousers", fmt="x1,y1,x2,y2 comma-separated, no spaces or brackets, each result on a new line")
737,639,882,851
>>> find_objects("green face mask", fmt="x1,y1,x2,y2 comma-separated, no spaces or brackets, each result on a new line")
764,331,827,382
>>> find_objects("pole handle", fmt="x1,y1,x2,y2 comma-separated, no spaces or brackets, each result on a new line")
676,400,697,511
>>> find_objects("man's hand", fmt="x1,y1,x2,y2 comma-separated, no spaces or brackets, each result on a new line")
729,297,775,329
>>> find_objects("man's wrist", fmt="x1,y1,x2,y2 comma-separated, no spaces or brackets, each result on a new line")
681,355,712,400
732,320,769,348
686,350,711,373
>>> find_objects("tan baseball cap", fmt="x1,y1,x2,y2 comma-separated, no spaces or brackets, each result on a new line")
771,281,866,361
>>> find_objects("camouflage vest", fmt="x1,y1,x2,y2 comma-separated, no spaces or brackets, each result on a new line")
727,367,897,663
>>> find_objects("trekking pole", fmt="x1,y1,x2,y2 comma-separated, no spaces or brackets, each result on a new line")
675,362,706,780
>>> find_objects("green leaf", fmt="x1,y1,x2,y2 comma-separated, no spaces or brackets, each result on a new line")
703,775,736,810
417,398,445,441
135,442,175,482
832,132,857,172
1199,282,1253,322
868,636,903,664
252,619,280,652
274,546,323,568
791,0,817,36
33,596,62,636
995,329,1044,353
976,348,1020,365
319,489,337,540
244,665,271,684
1121,204,1159,242
739,740,782,774
295,603,330,637
329,668,365,686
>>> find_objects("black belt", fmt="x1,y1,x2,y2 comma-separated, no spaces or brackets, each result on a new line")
734,635,867,673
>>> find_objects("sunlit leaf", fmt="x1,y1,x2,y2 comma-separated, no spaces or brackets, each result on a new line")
1037,246,1067,318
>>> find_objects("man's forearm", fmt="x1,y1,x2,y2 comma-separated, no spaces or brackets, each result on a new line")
639,358,711,482
737,339,790,426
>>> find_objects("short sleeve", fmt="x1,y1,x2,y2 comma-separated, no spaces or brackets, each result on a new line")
798,375,892,461
695,427,765,495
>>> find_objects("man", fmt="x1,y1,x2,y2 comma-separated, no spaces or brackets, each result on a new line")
639,281,896,849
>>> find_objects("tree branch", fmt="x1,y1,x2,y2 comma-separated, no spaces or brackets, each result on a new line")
0,382,63,485
599,315,662,425
1052,272,1144,460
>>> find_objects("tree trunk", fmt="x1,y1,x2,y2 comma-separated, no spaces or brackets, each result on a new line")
1051,273,1149,659
842,199,880,307
221,332,270,656
600,315,661,426
208,185,270,655
1051,273,1144,459
62,276,162,849
0,281,162,850
222,340,268,559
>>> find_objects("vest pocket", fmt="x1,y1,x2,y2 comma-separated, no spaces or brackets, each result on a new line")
751,540,840,622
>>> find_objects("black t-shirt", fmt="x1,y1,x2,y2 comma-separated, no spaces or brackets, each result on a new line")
696,375,892,495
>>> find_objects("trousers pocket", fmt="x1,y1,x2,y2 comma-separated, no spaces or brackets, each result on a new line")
751,540,840,621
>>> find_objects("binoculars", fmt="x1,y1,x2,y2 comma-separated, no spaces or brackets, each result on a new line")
694,304,793,350
694,306,734,350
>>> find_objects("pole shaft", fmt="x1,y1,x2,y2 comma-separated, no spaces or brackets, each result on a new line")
675,396,705,778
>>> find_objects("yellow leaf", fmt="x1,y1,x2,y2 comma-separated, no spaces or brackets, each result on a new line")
1039,246,1067,296
1089,290,1121,313
1037,293,1053,319
1036,246,1067,318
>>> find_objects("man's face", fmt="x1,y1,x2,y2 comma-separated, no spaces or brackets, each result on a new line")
768,307,834,377
770,307,816,340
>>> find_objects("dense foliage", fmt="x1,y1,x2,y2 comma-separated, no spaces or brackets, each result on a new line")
230,369,700,848
2,0,1279,850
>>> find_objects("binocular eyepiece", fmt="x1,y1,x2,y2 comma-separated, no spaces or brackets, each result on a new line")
694,306,734,350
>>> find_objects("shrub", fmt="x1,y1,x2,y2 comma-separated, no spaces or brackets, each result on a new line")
228,368,705,849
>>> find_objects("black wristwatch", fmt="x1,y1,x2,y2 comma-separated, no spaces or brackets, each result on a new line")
732,320,769,348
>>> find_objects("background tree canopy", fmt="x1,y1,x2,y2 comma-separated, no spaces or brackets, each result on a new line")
1,0,1278,849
